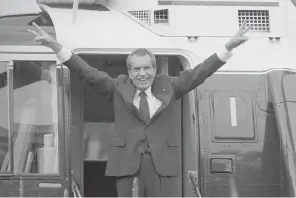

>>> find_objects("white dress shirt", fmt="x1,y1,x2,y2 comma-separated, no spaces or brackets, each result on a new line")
133,87,162,118
57,48,233,116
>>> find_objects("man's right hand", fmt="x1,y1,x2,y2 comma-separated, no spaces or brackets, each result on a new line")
27,22,63,54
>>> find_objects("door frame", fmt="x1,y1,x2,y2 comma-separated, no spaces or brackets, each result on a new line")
0,50,71,196
70,47,200,197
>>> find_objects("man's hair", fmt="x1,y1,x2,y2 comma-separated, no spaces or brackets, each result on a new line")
126,48,157,69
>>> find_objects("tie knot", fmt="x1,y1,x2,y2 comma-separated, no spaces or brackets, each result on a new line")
139,91,147,99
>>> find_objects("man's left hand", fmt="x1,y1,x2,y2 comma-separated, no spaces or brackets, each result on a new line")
225,21,251,52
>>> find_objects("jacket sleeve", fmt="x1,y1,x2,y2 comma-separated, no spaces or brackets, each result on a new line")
63,53,116,99
168,53,225,100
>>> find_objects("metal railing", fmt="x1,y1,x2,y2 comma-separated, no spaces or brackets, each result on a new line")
72,175,82,198
188,171,202,197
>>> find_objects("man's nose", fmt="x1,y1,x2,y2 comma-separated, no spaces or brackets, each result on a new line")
139,68,146,76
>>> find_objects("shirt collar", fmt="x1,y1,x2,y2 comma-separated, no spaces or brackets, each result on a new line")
135,86,152,99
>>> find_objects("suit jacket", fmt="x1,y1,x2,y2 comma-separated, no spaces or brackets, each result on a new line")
64,53,225,177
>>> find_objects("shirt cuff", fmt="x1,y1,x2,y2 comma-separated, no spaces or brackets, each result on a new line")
216,47,233,62
57,48,72,63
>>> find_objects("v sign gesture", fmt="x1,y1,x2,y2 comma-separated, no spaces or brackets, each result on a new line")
27,22,63,54
225,20,251,52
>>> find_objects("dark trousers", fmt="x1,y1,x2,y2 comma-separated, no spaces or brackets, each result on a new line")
115,153,178,197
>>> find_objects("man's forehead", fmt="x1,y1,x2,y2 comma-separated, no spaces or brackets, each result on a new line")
129,54,153,66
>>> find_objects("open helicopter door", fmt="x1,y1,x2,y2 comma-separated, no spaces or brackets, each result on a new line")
0,53,71,196
195,70,291,197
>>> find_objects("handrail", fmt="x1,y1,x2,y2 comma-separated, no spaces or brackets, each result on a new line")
132,177,139,197
71,175,82,198
188,171,202,197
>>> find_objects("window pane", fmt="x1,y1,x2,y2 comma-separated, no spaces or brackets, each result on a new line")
13,61,59,174
0,15,38,26
0,63,9,172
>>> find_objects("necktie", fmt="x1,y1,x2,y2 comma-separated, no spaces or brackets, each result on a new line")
139,91,150,122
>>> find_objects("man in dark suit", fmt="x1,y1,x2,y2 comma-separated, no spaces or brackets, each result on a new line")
28,21,250,197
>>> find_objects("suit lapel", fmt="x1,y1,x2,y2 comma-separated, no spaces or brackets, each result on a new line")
149,76,173,122
120,75,173,124
120,78,147,124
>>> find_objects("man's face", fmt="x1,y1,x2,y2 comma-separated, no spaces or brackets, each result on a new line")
128,54,156,91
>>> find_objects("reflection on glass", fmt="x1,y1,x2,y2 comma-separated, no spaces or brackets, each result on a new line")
0,64,9,172
84,123,112,161
13,61,59,174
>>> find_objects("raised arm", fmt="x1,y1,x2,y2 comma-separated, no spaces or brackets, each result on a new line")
27,23,115,98
171,21,251,100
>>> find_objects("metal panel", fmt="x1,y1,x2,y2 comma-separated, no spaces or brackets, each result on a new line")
211,158,233,174
22,179,65,197
196,73,287,197
210,91,256,142
7,61,14,173
57,64,71,191
0,180,19,196
68,67,84,195
268,71,296,196
62,66,71,191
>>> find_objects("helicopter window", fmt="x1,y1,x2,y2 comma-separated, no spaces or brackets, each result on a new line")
154,9,169,24
9,61,60,174
43,3,110,11
0,12,55,46
28,12,54,27
0,14,39,26
0,12,54,27
0,63,9,173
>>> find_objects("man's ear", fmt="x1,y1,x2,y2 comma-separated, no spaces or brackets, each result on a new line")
127,68,132,78
153,67,157,75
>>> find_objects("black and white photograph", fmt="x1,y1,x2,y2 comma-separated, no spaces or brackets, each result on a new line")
0,0,296,197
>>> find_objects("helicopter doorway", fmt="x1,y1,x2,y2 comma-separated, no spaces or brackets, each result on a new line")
70,53,183,197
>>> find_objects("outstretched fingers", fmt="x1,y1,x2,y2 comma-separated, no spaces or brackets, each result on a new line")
236,20,251,36
32,22,46,34
26,22,50,45
241,25,251,35
27,29,39,36
27,22,46,37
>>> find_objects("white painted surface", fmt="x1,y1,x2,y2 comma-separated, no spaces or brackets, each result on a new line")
0,0,40,15
42,5,176,51
107,0,158,10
